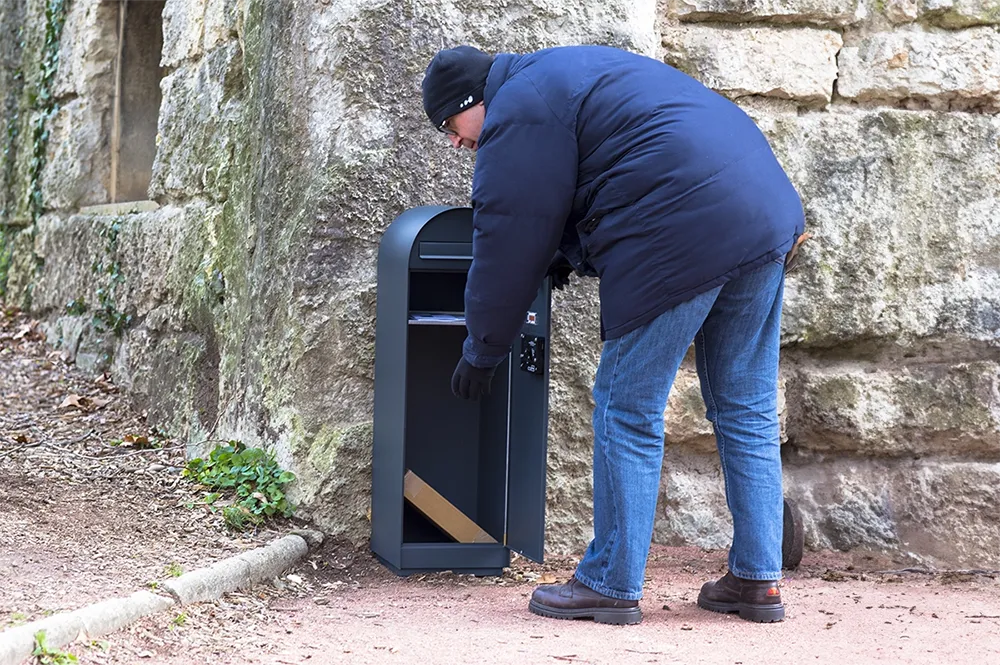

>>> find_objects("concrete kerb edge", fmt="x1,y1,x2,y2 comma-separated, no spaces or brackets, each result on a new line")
0,529,324,665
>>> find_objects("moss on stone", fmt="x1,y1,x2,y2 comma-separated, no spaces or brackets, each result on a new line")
0,0,68,307
302,424,346,474
0,17,25,224
813,374,862,413
895,363,997,434
0,225,10,290
924,4,1000,28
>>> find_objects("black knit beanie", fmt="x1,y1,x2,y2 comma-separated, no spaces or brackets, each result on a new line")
422,45,494,129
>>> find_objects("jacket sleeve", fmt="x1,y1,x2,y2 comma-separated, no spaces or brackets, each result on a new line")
462,81,578,368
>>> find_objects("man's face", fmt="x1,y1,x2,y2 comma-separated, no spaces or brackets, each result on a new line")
440,102,485,151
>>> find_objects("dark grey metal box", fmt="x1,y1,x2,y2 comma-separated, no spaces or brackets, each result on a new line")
370,206,551,576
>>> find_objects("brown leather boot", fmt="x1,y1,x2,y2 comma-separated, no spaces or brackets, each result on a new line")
529,576,642,625
697,571,785,622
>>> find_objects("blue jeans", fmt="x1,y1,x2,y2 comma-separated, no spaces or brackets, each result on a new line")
574,259,786,600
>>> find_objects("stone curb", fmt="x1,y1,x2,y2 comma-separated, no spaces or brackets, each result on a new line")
0,529,324,665
159,532,312,605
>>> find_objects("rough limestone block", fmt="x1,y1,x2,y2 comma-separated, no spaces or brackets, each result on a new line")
664,366,789,452
0,229,37,308
204,0,241,51
41,100,111,210
31,204,210,320
30,201,224,394
667,0,863,26
662,26,842,105
52,0,117,99
837,27,1000,110
161,0,208,68
412,0,660,57
664,366,716,451
655,449,731,549
884,0,923,21
150,44,243,201
923,0,1000,27
745,108,1000,347
890,462,1000,567
786,459,1000,567
544,283,603,555
241,1,661,554
787,361,1000,457
883,0,1000,27
291,422,374,542
662,455,1000,568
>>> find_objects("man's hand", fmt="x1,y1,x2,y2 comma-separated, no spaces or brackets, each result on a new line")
547,250,574,291
549,264,573,290
451,357,497,400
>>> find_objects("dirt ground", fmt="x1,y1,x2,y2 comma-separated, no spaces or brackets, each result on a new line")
2,305,999,665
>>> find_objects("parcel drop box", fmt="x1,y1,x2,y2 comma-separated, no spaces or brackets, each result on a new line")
370,206,551,576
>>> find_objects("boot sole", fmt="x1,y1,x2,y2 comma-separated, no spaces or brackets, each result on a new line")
697,596,785,623
529,599,642,625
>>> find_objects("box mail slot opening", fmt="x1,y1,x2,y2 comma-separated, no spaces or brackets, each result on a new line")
418,241,473,260
408,271,467,316
403,324,510,544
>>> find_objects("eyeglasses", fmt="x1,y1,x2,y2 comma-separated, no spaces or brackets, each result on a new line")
438,118,458,136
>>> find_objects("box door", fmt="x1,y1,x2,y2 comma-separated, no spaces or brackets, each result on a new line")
504,282,552,563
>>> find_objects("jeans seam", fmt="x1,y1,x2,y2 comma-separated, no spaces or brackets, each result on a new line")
697,327,738,574
596,337,623,588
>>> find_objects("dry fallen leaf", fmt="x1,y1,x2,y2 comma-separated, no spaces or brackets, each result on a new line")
58,394,111,412
60,394,88,410
12,324,33,341
539,573,557,584
121,434,152,448
14,433,29,444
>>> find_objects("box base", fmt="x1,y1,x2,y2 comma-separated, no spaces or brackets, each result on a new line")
372,552,504,578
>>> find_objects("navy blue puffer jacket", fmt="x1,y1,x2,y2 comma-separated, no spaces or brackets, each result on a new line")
462,45,805,368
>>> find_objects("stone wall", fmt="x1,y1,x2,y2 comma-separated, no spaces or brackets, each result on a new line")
0,0,997,567
652,1,1000,567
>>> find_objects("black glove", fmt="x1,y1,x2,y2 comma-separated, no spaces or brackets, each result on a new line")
549,264,572,290
451,357,497,400
546,251,574,291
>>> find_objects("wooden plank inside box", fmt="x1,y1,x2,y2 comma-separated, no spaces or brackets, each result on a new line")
404,470,497,544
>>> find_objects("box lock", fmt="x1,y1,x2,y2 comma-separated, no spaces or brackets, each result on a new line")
519,334,545,374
